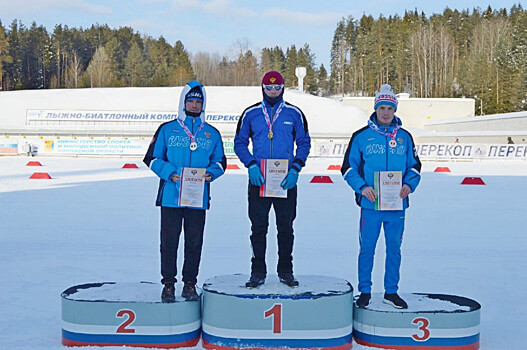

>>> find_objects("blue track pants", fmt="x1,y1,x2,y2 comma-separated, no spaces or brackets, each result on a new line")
358,208,405,294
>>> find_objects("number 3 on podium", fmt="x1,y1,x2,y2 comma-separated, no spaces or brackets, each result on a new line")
412,317,431,341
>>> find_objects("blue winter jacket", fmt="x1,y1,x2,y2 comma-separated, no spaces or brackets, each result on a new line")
143,81,226,209
341,113,421,209
234,99,311,171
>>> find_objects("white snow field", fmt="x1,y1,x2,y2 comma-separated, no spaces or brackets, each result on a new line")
0,156,526,349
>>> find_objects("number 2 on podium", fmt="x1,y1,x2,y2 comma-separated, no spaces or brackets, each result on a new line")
116,309,136,333
264,303,282,333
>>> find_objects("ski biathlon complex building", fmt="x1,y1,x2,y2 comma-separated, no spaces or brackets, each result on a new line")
1,86,526,161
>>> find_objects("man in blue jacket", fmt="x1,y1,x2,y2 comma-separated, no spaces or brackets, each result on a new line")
341,84,421,309
144,81,226,302
234,71,311,288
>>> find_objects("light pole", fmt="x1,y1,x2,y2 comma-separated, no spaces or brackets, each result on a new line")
474,95,483,116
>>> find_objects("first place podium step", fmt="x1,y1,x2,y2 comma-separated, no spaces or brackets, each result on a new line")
201,274,354,350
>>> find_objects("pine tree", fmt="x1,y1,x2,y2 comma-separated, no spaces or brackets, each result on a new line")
0,21,12,91
317,64,329,96
284,45,297,88
124,41,143,86
169,40,194,86
5,20,24,89
297,43,317,93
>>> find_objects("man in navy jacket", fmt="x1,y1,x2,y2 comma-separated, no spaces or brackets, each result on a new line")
144,81,226,302
341,84,421,309
234,71,311,288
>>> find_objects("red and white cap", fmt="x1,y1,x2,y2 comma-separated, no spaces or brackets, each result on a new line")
374,84,398,111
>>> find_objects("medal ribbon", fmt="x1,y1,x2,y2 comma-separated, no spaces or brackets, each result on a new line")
177,118,205,145
262,101,284,135
368,119,398,139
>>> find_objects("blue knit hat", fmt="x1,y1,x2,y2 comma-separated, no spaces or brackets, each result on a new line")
185,86,203,103
374,84,398,111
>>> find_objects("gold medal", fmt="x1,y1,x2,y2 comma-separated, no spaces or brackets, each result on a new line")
268,130,273,139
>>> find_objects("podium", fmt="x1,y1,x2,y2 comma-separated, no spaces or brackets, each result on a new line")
201,274,353,350
61,282,201,348
353,293,480,349
60,280,482,350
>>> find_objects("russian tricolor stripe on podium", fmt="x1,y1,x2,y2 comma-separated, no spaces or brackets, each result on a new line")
202,331,352,350
62,328,200,348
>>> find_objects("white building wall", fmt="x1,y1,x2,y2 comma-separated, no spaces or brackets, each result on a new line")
341,95,475,129
424,112,527,132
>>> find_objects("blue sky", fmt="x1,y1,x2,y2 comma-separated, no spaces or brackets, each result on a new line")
0,0,524,69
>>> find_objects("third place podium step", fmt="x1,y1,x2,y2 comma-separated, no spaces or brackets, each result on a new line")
353,293,481,349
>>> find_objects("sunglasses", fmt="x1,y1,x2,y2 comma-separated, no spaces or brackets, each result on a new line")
263,84,284,91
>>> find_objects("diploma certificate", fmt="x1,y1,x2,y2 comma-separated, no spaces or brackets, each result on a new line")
374,171,403,211
179,167,206,207
260,159,288,198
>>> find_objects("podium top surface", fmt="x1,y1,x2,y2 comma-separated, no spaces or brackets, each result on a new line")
202,274,353,299
62,282,201,303
356,293,481,313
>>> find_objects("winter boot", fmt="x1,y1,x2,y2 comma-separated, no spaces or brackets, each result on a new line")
279,273,299,287
181,282,200,301
161,283,175,303
383,293,408,309
356,293,371,308
245,273,265,288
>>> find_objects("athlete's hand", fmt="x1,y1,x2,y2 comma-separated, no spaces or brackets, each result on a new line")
362,186,377,202
280,168,299,190
248,164,265,186
399,184,411,198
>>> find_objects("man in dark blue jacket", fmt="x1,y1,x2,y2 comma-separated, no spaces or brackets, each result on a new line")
341,84,421,309
144,81,226,302
234,71,311,288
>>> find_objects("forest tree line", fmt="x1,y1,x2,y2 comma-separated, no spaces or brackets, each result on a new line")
330,5,527,115
0,21,321,94
1,4,526,115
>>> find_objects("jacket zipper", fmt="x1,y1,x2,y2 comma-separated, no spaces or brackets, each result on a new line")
270,104,275,158
384,126,389,170
189,117,195,167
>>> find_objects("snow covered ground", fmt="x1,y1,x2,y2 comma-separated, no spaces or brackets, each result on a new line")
0,155,526,349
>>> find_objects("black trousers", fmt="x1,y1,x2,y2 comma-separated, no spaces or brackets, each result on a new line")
248,184,297,276
160,207,206,285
